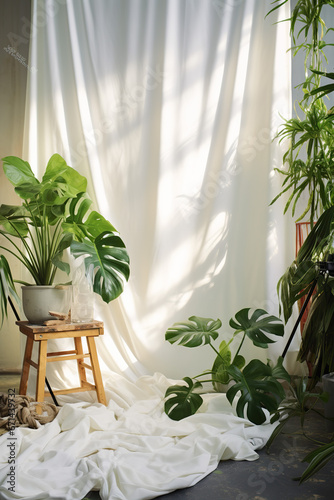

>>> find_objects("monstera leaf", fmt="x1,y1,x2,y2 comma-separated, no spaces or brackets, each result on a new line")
62,193,116,242
165,316,222,347
226,357,289,425
70,231,130,303
164,377,203,421
229,308,284,348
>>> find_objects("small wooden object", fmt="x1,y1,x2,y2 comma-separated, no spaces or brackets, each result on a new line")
17,320,107,406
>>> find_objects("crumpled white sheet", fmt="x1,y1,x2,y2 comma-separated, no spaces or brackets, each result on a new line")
0,372,277,500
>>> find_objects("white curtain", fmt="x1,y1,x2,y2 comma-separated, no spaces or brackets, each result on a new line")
1,2,307,499
22,0,299,388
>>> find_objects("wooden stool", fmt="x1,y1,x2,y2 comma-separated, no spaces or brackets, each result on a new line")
17,320,107,406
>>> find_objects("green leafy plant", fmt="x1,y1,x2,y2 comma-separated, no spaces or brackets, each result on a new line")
266,0,334,393
0,154,130,324
270,99,334,224
267,377,329,447
267,0,334,226
0,255,20,326
266,376,334,484
299,440,334,483
277,205,334,387
164,308,290,425
311,70,334,100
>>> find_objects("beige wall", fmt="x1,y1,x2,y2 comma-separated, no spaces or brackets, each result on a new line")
0,0,31,371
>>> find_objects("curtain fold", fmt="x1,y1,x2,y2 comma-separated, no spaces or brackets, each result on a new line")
22,0,299,387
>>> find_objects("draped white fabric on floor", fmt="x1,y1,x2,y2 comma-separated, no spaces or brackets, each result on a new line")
0,373,278,500
0,1,300,499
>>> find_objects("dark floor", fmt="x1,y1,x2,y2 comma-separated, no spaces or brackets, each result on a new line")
1,373,333,500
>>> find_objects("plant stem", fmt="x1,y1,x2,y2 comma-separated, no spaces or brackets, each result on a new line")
209,343,223,359
233,331,246,361
193,378,218,385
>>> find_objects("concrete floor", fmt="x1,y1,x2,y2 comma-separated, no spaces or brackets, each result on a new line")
1,373,333,499
83,410,334,500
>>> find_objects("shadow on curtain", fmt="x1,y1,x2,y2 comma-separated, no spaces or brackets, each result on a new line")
21,0,296,387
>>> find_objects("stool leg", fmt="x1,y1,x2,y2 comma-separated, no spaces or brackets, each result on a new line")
86,336,106,405
19,337,34,395
74,337,87,387
36,340,48,403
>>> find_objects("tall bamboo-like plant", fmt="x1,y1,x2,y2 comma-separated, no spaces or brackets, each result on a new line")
266,1,334,484
268,0,334,226
267,1,334,387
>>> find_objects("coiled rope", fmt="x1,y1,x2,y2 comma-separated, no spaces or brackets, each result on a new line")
0,393,59,430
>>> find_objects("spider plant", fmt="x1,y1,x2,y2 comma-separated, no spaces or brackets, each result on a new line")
267,0,334,226
0,154,130,324
270,98,334,225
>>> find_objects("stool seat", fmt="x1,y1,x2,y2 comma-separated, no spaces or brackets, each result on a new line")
17,320,106,406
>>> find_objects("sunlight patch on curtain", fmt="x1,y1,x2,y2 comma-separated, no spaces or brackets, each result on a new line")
23,0,293,381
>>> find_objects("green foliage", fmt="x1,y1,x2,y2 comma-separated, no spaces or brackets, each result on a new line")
164,309,290,425
276,205,334,387
267,377,329,448
297,283,334,386
211,339,236,387
299,440,334,483
226,357,289,425
0,154,130,324
267,0,334,225
266,376,333,484
311,70,334,99
270,100,334,224
71,233,130,304
164,377,203,421
0,255,20,327
165,316,221,347
229,308,284,347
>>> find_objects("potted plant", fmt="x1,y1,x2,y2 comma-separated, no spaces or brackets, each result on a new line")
163,308,290,425
266,375,333,484
0,153,130,324
265,0,334,387
276,204,334,388
267,376,330,449
267,0,334,227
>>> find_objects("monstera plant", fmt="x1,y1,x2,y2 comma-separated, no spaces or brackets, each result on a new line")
164,308,290,425
0,153,130,324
